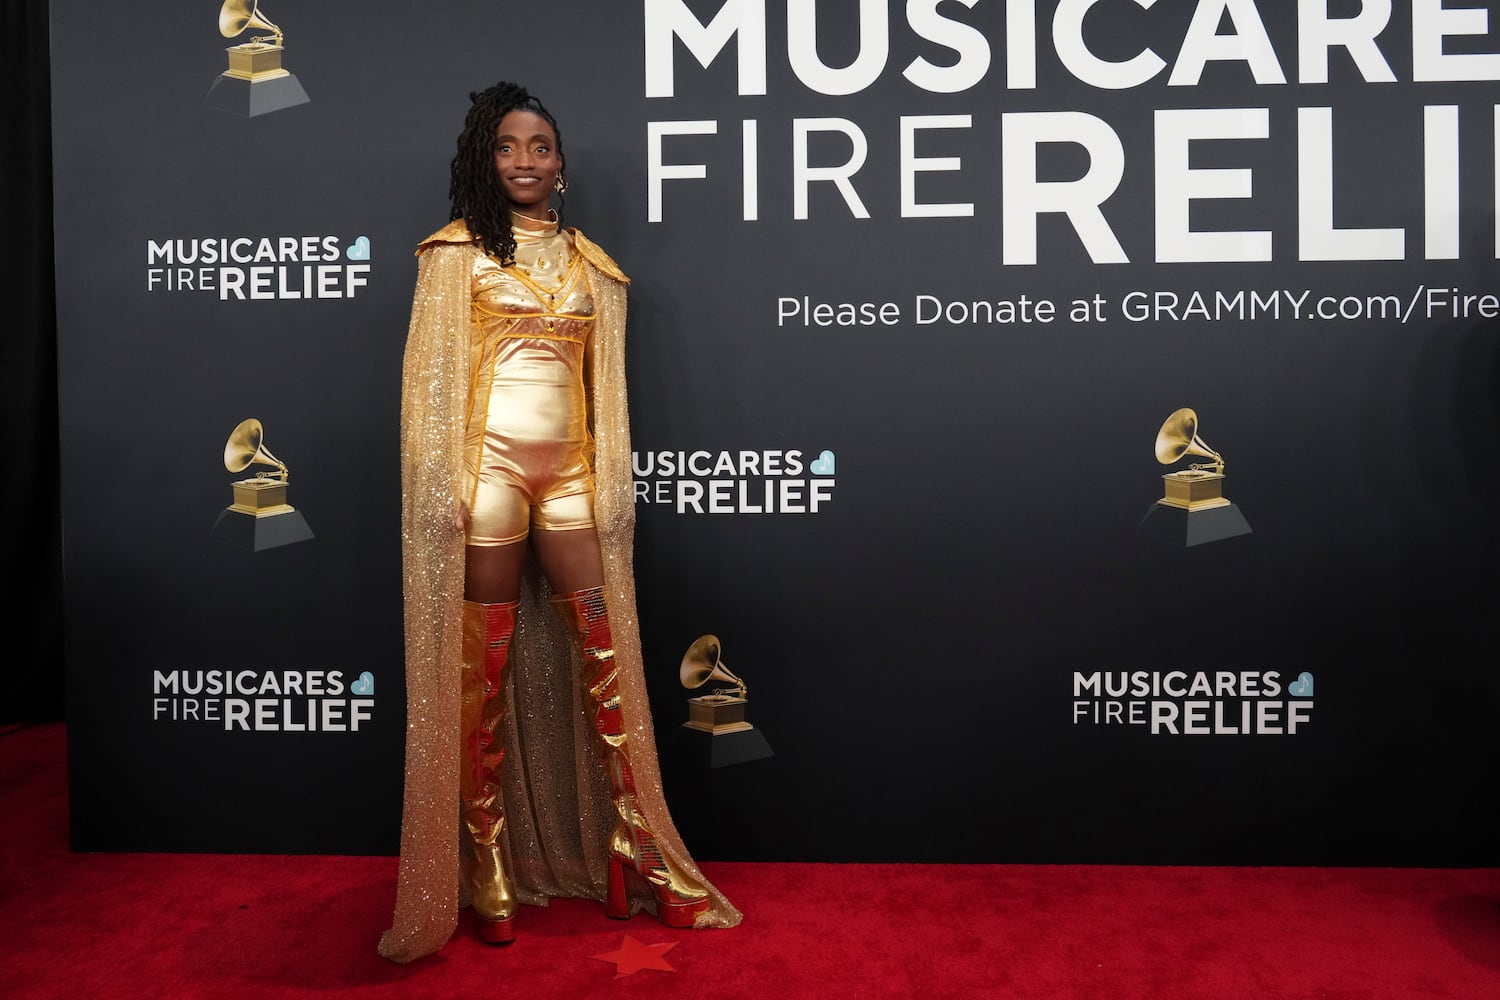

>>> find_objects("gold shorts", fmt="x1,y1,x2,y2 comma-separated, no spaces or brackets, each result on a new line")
466,337,596,546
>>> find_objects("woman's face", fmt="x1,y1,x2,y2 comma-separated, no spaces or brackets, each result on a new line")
493,109,561,214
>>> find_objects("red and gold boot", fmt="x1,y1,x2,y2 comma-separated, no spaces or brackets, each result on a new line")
551,586,711,928
460,599,520,944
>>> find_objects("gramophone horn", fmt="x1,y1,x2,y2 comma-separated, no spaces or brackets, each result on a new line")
224,418,287,476
680,634,747,696
1154,407,1222,468
219,0,282,41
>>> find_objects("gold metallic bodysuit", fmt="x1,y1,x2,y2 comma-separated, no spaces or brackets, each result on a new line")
465,219,597,544
380,220,741,963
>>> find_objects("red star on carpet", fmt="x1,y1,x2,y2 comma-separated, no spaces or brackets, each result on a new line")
590,933,679,978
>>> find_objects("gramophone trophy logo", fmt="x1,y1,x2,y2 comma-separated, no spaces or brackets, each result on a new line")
203,1,310,117
1137,407,1252,547
210,418,315,551
677,635,773,767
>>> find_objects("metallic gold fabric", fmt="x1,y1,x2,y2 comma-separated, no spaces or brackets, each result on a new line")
554,587,712,920
379,222,741,963
466,224,596,545
460,600,518,924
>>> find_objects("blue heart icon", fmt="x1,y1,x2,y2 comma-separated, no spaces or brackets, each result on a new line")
1288,672,1313,697
352,671,374,696
346,236,371,261
810,450,836,475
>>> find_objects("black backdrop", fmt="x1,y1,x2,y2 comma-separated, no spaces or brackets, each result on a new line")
4,0,64,728
44,1,1500,865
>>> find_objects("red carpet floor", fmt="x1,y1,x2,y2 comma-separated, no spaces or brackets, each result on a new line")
3,721,1498,999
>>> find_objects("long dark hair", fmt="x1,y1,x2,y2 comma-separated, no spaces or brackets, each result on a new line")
448,81,566,264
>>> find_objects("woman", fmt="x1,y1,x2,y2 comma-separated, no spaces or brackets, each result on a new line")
378,81,741,963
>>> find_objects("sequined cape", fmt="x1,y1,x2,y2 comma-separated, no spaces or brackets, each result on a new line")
379,221,742,963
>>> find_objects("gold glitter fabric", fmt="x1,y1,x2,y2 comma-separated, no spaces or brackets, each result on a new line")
378,222,742,963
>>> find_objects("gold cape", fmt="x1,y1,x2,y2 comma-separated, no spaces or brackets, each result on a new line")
379,221,742,963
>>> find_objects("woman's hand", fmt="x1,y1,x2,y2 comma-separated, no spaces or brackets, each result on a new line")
454,500,471,534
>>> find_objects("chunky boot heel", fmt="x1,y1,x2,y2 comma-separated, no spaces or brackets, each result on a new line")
606,855,630,919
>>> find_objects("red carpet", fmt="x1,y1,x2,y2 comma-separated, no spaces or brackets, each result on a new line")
3,721,1498,999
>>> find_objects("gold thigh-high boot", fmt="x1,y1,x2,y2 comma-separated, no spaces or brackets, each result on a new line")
552,587,714,929
551,586,711,927
461,599,520,944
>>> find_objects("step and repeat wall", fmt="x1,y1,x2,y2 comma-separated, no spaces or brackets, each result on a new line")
53,2,1498,863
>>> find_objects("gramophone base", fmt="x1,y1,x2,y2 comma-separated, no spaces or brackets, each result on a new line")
210,507,315,551
671,724,774,769
203,73,310,117
684,693,753,733
1138,501,1252,548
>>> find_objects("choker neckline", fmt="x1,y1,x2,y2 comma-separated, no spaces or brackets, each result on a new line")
510,209,559,236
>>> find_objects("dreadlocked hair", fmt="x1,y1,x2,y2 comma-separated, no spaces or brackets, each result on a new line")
448,80,566,265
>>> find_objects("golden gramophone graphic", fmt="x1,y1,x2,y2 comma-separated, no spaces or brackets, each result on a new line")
1139,407,1251,546
210,418,315,550
225,418,293,513
680,635,752,735
678,638,774,773
1154,407,1229,510
203,1,311,117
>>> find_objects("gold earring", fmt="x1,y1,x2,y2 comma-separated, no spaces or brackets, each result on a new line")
555,175,568,194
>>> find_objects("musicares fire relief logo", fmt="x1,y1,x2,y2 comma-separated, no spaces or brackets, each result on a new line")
1072,669,1315,736
633,446,836,514
145,234,372,300
152,668,375,733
